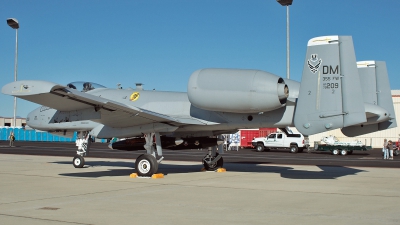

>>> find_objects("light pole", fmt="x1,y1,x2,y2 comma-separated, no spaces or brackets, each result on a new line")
7,18,19,128
276,0,293,79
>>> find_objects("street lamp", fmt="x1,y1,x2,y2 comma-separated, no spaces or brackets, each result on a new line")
276,0,293,79
7,18,19,127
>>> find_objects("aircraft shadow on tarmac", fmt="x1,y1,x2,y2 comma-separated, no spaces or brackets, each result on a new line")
53,160,365,179
276,165,364,179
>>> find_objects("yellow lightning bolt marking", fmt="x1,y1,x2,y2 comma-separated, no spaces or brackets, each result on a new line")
11,84,31,93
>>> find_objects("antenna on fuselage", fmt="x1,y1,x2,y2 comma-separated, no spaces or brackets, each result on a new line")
135,83,144,90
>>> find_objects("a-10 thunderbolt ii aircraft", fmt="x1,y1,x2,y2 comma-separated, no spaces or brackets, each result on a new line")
2,35,396,177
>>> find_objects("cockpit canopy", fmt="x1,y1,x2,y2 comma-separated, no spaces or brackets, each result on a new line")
66,81,106,92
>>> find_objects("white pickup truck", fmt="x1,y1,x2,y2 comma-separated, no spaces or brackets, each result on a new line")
251,132,308,153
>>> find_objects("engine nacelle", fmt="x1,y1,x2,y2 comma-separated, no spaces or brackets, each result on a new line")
187,68,288,113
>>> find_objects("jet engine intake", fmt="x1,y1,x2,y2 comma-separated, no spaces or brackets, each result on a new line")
188,68,288,113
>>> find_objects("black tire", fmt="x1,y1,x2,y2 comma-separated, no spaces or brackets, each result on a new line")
394,149,400,156
290,145,298,153
73,155,85,168
256,143,264,152
340,149,347,156
135,154,158,177
202,153,224,171
332,149,339,155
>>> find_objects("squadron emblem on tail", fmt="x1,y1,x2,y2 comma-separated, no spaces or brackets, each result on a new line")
307,54,322,74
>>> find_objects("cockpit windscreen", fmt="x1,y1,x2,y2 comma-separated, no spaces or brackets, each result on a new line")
66,81,106,92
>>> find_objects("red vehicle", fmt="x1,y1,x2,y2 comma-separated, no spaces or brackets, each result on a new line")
239,128,277,148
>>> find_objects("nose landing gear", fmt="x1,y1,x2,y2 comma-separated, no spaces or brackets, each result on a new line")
73,155,85,168
72,131,91,168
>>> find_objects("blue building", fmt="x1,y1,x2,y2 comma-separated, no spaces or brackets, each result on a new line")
1,127,77,142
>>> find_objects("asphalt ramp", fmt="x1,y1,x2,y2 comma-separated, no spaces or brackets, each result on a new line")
0,154,399,225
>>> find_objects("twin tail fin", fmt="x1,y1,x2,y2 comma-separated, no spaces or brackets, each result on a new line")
294,36,396,136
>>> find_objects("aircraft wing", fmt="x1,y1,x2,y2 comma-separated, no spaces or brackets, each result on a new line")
2,80,206,127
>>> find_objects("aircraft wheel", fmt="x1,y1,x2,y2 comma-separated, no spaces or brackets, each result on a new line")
332,149,339,155
135,154,158,177
202,153,223,171
340,149,348,156
256,143,264,152
290,145,298,153
73,155,85,168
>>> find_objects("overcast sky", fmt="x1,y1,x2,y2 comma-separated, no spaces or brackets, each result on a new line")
1,0,399,118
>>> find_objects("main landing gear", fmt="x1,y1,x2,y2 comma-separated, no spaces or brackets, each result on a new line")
135,153,159,177
134,132,163,177
134,134,225,176
202,150,223,171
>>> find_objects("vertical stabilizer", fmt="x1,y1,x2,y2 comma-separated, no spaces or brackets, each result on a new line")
294,36,366,136
341,61,396,136
375,61,397,130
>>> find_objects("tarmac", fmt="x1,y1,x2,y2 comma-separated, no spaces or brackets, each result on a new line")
0,154,399,225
